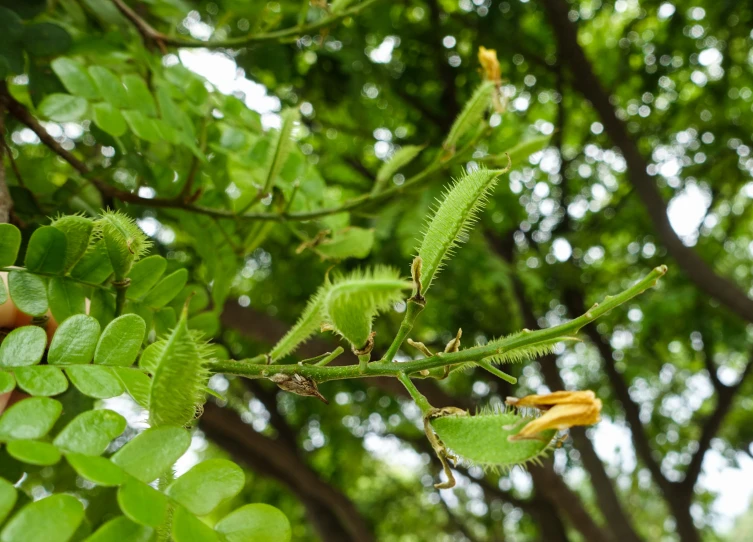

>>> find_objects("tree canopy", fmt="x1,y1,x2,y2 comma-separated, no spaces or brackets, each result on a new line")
0,0,752,541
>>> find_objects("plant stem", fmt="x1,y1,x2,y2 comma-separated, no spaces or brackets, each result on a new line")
476,360,517,384
397,371,432,414
113,278,131,317
213,266,667,383
382,299,425,363
358,354,370,373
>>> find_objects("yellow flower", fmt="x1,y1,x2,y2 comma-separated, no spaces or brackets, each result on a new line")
478,46,501,84
505,391,602,441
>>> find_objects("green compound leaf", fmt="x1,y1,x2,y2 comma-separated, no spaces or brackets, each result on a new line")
66,365,124,399
315,228,375,261
69,241,114,284
141,310,211,427
14,366,68,396
48,277,86,323
85,516,154,542
51,214,94,272
38,94,88,123
66,454,126,486
125,255,166,300
416,168,501,294
373,144,424,194
172,506,219,542
6,440,61,466
0,372,14,394
166,459,245,516
21,23,72,57
0,224,21,267
95,314,146,367
25,226,68,275
0,397,62,440
92,103,127,137
443,81,494,150
0,494,84,542
51,57,99,99
0,326,47,367
112,368,150,408
142,268,188,309
8,271,48,317
88,66,129,108
90,288,116,329
322,266,410,349
54,409,127,455
95,211,152,280
48,314,101,365
122,74,157,117
117,478,168,527
430,410,555,468
0,478,17,525
122,110,160,142
111,426,191,483
215,503,292,542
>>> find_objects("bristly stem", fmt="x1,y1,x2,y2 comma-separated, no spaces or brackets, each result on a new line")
382,299,425,363
113,278,131,317
213,266,667,383
397,371,432,414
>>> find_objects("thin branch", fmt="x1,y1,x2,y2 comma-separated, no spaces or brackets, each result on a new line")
0,109,11,223
112,0,383,49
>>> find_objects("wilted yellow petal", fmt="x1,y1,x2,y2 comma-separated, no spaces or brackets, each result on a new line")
506,391,602,441
478,46,501,84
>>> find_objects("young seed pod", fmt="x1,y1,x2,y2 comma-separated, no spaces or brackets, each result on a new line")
430,409,555,469
94,210,152,281
443,81,495,150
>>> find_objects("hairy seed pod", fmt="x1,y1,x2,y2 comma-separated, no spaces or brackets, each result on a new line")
94,210,152,281
443,81,495,150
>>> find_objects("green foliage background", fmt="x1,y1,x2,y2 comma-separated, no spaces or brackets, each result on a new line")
1,0,752,541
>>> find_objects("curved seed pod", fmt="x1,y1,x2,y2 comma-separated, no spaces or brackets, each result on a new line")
323,266,411,349
415,168,501,295
430,409,555,469
140,308,211,427
94,210,152,280
443,81,495,150
269,287,326,362
372,144,424,194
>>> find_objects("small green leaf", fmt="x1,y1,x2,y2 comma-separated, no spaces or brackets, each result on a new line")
38,94,88,122
490,134,552,169
0,478,17,525
0,397,62,441
54,409,127,455
51,215,94,271
123,110,160,142
25,226,67,274
14,366,68,396
112,368,150,408
154,307,177,337
0,224,21,267
0,494,84,542
0,326,47,367
6,440,61,466
88,66,128,108
315,227,375,260
117,479,168,527
51,57,99,99
95,314,146,367
22,23,72,56
0,372,14,394
66,365,124,399
8,271,48,317
373,144,424,194
172,506,219,542
66,454,126,486
48,314,101,365
85,516,154,542
93,103,127,137
215,504,292,542
90,288,116,329
142,269,188,309
48,277,86,323
166,459,245,516
126,255,166,300
122,75,157,117
111,426,190,483
69,241,114,284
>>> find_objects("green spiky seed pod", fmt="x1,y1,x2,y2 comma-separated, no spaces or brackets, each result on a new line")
415,168,501,295
431,409,554,469
94,210,152,281
443,81,495,150
323,266,411,350
269,287,326,362
140,308,211,427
